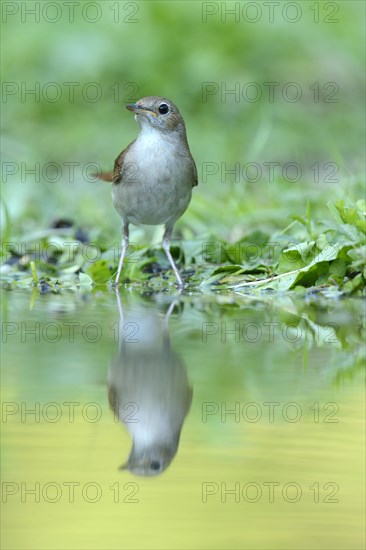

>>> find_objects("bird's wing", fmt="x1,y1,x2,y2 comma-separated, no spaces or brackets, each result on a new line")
113,139,136,183
108,383,118,415
191,157,198,187
93,140,136,183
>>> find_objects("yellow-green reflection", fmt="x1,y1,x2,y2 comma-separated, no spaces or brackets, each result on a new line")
1,289,365,549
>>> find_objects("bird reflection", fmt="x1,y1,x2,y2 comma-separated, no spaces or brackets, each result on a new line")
108,293,192,477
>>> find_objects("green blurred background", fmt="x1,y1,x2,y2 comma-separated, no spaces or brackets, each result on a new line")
1,0,365,243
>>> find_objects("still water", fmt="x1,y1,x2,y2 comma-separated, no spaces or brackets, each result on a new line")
1,288,365,549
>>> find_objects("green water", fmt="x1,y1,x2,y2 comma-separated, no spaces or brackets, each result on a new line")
1,288,365,549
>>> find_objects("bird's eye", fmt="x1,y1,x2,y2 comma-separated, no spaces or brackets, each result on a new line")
158,103,169,115
150,460,161,471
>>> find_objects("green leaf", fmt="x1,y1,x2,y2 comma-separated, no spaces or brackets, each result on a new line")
78,273,94,289
342,274,364,294
329,259,347,278
200,231,271,268
327,200,343,224
334,200,366,234
86,260,113,284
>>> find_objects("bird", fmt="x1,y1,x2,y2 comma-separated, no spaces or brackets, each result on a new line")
96,96,198,287
108,295,193,476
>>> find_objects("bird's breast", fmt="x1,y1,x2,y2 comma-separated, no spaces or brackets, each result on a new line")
112,131,194,226
127,132,190,183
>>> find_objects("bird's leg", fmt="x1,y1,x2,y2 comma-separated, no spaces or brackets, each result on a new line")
162,225,184,288
115,221,129,285
114,288,127,354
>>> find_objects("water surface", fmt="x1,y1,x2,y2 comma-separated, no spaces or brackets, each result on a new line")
1,288,365,549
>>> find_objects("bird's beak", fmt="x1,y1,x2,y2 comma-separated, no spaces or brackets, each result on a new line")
126,103,157,117
119,462,128,471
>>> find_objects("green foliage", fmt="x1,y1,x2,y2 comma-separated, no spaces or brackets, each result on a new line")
213,200,365,293
1,199,364,295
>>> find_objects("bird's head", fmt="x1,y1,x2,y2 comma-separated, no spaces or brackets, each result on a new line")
126,96,186,134
119,440,179,477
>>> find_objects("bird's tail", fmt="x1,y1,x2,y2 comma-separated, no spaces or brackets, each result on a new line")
92,171,114,182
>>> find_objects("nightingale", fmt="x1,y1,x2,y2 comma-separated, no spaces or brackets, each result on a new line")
108,294,193,476
97,96,198,287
